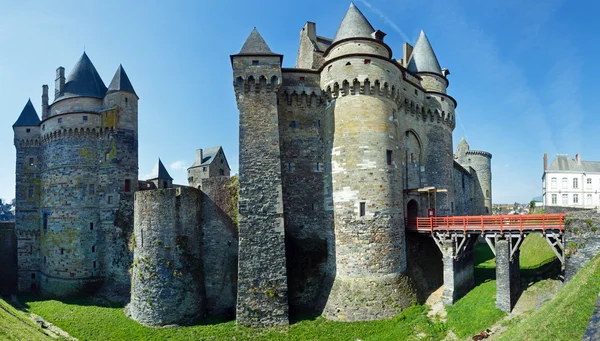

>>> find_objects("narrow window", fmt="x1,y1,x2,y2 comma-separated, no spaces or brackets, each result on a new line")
203,167,206,172
108,196,112,204
163,181,168,188
91,245,95,253
44,256,47,264
58,118,62,123
83,116,88,121
221,158,223,164
486,189,490,198
42,124,45,130
462,174,465,189
124,179,131,192
364,59,371,64
551,177,557,189
386,150,393,165
414,89,418,95
125,98,128,107
573,178,579,189
287,163,294,172
252,60,259,66
328,65,332,71
31,273,36,279
451,202,454,213
359,202,366,217
89,184,95,195
441,97,445,102
105,153,110,162
90,222,94,230
43,213,48,231
28,186,34,198
317,120,321,128
93,261,96,269
60,248,64,255
562,177,568,189
29,157,34,166
562,194,568,205
26,128,31,133
551,194,557,204
219,169,225,176
574,194,579,204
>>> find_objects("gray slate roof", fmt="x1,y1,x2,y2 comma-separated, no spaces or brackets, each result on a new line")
58,52,107,100
316,36,333,52
107,65,137,97
149,158,173,180
458,136,469,147
13,99,40,127
333,3,375,43
547,154,600,173
191,146,230,169
407,31,442,75
238,28,277,55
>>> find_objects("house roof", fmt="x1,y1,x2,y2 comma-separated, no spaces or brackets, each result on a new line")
547,154,600,173
148,158,173,180
190,146,230,170
57,52,107,101
332,3,375,43
407,30,442,75
107,64,137,97
13,99,40,127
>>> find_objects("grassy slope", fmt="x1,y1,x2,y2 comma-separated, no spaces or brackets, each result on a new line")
0,297,54,341
519,233,557,269
22,300,445,341
497,254,600,341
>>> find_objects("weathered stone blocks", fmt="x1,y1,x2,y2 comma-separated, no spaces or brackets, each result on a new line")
495,238,520,312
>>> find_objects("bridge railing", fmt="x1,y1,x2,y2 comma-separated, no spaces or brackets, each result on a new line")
405,213,566,234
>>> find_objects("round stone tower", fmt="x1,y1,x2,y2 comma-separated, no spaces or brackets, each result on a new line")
129,187,205,326
466,150,493,214
320,3,415,321
407,30,455,216
39,53,106,296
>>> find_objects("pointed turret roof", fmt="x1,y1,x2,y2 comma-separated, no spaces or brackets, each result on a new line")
59,52,107,100
458,137,469,147
333,3,375,43
107,64,137,97
407,31,442,75
149,158,173,181
13,99,40,127
238,28,277,55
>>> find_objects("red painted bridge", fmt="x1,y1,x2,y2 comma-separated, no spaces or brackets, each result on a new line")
406,213,567,234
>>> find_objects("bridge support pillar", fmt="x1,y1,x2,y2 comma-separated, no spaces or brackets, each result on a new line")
495,238,521,312
438,235,475,305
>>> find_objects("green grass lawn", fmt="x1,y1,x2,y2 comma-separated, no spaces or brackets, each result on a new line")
19,298,446,341
0,297,55,341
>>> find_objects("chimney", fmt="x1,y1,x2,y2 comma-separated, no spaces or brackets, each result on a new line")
55,67,65,99
403,43,413,68
543,153,548,171
41,85,49,120
576,153,581,165
195,149,204,165
304,22,316,43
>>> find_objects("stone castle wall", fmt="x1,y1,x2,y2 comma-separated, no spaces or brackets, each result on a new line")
0,222,17,295
129,188,205,326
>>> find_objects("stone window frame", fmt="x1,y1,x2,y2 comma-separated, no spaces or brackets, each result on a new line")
359,202,366,217
27,186,34,198
386,150,393,166
29,157,34,166
124,179,131,193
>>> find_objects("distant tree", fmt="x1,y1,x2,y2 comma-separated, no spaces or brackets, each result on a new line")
529,200,536,213
513,202,519,212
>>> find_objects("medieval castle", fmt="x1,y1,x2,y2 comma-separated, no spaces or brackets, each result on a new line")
9,3,491,328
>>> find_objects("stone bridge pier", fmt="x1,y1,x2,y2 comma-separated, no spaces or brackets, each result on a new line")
494,237,521,312
434,234,476,305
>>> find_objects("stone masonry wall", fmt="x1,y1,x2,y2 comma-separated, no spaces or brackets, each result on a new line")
0,222,17,295
278,71,334,315
129,188,204,326
233,54,289,327
558,208,600,281
200,177,238,318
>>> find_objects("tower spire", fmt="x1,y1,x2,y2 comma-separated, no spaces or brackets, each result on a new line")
332,2,375,43
407,30,442,74
238,28,276,55
13,99,41,127
107,64,137,97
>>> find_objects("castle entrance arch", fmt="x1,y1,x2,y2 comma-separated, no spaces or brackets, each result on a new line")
407,199,419,220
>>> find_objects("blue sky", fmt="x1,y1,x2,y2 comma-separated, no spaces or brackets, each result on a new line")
1,0,598,204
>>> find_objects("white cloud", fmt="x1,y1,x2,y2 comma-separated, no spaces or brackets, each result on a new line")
170,160,187,171
356,0,410,42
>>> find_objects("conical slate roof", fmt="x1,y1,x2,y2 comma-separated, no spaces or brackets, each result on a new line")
333,3,375,43
407,31,442,75
107,64,137,97
238,28,276,55
60,52,107,100
458,137,469,147
13,99,40,127
149,158,173,180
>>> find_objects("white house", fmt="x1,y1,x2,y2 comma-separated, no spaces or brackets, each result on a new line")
542,153,600,209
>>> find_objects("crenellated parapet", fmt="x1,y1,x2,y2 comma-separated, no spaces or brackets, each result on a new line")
233,74,280,93
280,90,326,107
466,150,492,159
13,138,41,148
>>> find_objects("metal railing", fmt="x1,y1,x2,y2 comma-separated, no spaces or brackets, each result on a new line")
405,213,566,234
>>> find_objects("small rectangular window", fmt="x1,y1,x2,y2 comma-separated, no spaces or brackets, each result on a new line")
386,150,393,165
83,116,88,121
29,157,34,166
58,118,62,123
26,128,31,133
89,184,95,195
328,65,332,71
299,76,305,81
573,178,579,189
60,248,64,255
93,261,96,269
90,222,94,231
551,194,557,205
108,196,112,204
124,179,131,193
562,194,568,205
364,59,371,64
219,169,225,176
359,202,366,217
252,60,259,66
28,186,34,198
414,89,418,95
551,177,557,189
105,153,110,162
562,178,568,189
573,194,579,204
43,213,48,231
